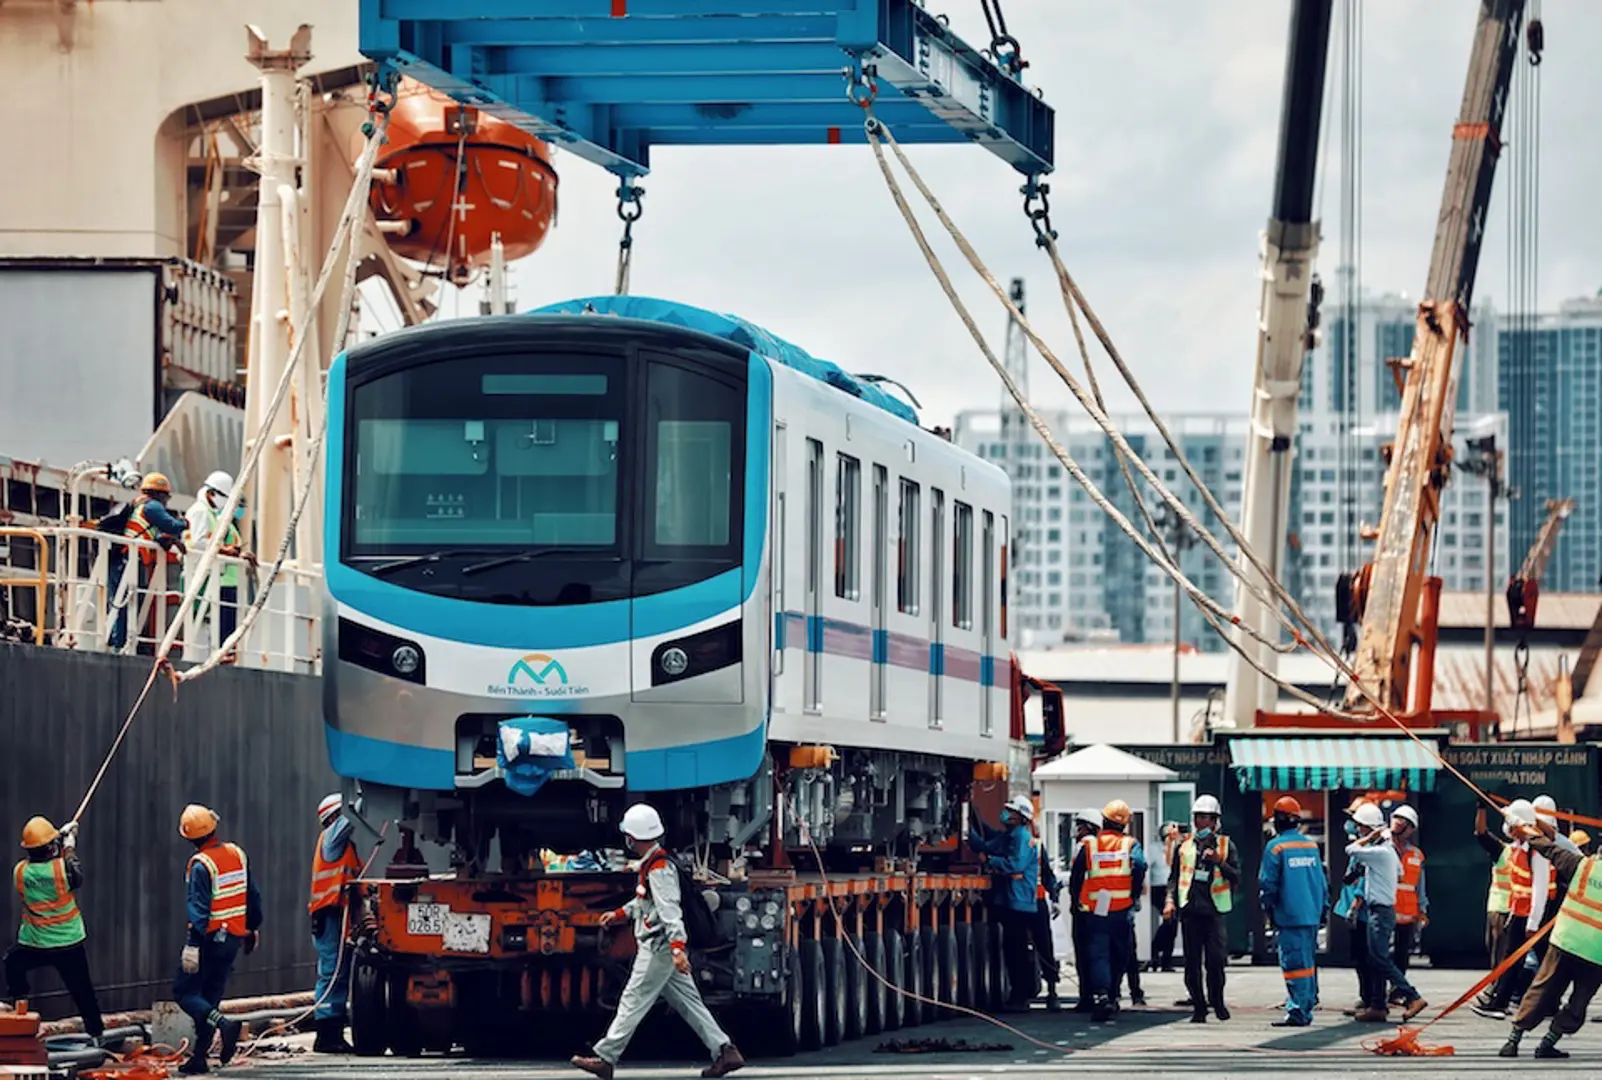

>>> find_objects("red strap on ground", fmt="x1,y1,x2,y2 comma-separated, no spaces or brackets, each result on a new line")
1365,916,1554,1056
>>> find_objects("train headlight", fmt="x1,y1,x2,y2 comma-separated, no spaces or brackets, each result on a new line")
660,646,689,677
391,645,421,675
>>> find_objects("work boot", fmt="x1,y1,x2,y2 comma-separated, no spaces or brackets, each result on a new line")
178,1055,210,1076
312,1017,354,1055
1131,989,1147,1007
1498,1039,1520,1059
1402,997,1429,1021
1214,1004,1231,1022
1091,996,1114,1023
216,1017,242,1065
702,1043,745,1078
1189,1008,1207,1024
1354,1008,1389,1023
1271,1015,1310,1028
1045,985,1061,1012
571,1054,615,1079
1534,1043,1569,1059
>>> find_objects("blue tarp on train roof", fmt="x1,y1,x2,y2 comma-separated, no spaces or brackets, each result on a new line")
530,295,920,426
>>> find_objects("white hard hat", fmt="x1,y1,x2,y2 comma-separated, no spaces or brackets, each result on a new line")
1503,798,1538,829
317,793,343,824
1392,805,1419,829
1192,794,1222,817
1352,802,1385,829
1074,808,1102,829
1534,794,1559,825
202,471,235,498
1005,795,1036,821
620,803,665,841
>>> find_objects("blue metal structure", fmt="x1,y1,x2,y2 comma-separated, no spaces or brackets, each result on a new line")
358,0,1054,177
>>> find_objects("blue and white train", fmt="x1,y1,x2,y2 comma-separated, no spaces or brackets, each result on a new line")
323,297,1016,864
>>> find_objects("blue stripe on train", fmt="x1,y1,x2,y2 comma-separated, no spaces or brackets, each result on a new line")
777,611,1001,683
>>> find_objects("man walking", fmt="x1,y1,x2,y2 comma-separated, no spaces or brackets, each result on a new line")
175,805,260,1075
1346,803,1427,1023
5,817,103,1041
1163,794,1236,1024
1259,797,1327,1027
571,804,743,1079
970,795,1040,1012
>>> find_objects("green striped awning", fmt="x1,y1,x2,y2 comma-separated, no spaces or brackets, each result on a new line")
1228,738,1441,793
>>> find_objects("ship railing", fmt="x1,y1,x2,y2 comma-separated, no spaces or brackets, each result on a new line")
0,526,320,674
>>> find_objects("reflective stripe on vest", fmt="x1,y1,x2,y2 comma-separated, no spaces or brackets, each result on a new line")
308,832,361,916
13,859,86,948
185,505,242,588
1508,846,1557,918
1488,847,1513,915
1551,856,1602,966
1078,832,1134,914
1176,835,1234,914
1396,846,1426,923
189,842,249,936
126,497,178,568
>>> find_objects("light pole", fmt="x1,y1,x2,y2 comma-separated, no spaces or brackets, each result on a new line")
1155,503,1196,742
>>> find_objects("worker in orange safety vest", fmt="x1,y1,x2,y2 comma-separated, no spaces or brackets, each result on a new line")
1388,805,1428,1005
175,804,261,1076
1070,799,1146,1023
308,794,360,1054
1477,798,1561,1020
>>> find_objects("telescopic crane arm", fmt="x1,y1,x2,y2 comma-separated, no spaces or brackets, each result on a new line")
1223,0,1333,728
1342,0,1527,713
1506,498,1575,631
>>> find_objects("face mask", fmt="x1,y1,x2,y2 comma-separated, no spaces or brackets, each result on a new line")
233,506,246,521
1194,826,1213,839
1344,820,1359,838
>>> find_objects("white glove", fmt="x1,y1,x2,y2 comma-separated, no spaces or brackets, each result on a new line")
181,945,200,974
60,822,78,849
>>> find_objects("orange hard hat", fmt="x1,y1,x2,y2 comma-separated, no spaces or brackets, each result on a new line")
178,804,218,840
1274,796,1303,818
19,817,58,849
140,472,172,495
1101,799,1132,826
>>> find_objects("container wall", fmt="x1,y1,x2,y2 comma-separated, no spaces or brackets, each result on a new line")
0,644,338,1016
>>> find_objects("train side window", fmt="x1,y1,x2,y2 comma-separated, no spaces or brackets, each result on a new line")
1000,513,1010,640
897,479,921,615
835,454,861,601
953,501,973,630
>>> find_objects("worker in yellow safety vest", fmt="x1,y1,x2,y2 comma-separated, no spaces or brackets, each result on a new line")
4,817,103,1040
1500,812,1602,1059
183,471,254,646
1163,794,1237,1024
308,794,359,1054
175,804,261,1076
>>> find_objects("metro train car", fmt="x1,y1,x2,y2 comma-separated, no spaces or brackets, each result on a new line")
322,296,1019,867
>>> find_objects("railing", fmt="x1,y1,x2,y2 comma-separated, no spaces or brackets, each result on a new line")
0,527,320,674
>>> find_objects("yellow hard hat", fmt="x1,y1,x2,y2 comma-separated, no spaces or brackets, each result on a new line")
178,804,219,840
1571,830,1592,849
1102,799,1132,826
19,817,58,849
140,472,173,495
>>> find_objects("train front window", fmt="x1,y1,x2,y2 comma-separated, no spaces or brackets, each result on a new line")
643,359,743,562
347,357,626,557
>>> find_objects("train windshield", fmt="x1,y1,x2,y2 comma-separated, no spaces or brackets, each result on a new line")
342,346,745,604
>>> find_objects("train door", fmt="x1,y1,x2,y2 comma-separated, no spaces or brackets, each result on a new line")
871,464,888,720
804,437,823,712
772,423,787,682
929,487,945,727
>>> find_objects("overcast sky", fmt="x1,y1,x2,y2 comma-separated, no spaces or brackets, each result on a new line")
421,1,1602,429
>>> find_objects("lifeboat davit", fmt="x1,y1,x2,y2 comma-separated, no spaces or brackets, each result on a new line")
370,83,559,284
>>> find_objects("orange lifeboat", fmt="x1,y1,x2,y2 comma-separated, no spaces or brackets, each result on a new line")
370,83,559,284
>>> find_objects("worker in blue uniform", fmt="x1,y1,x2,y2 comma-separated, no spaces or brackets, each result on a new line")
307,794,359,1054
1070,799,1146,1022
970,794,1040,1011
1260,796,1329,1027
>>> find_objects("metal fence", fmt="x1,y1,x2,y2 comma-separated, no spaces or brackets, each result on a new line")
0,526,318,674
0,644,337,1016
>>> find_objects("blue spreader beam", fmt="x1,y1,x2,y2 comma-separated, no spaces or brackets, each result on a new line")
359,0,1055,177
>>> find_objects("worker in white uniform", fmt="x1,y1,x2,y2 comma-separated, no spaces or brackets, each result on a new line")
571,804,744,1080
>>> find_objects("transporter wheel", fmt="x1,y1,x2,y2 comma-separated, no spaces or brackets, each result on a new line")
989,922,1009,1007
799,938,827,1051
861,932,886,1036
882,930,905,1031
954,923,976,1007
349,960,388,1057
903,929,925,1027
773,947,803,1058
937,926,960,1010
842,934,867,1041
386,972,425,1058
821,936,847,1047
919,929,938,1017
972,920,993,1009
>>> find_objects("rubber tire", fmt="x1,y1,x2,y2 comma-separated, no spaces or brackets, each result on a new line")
972,920,993,1008
937,926,960,1010
842,935,867,1041
882,930,905,1031
920,929,938,1016
861,932,886,1036
386,972,424,1058
349,960,387,1058
776,947,803,1057
989,922,1009,1008
903,929,925,1026
821,937,847,1047
954,923,975,1008
799,938,827,1051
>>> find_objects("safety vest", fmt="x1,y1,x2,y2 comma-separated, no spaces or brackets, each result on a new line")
188,841,249,936
184,504,242,588
1508,846,1557,918
1551,856,1602,965
308,831,361,916
13,859,85,949
1488,847,1513,915
1396,845,1426,924
1176,835,1234,914
1078,832,1135,914
126,496,181,568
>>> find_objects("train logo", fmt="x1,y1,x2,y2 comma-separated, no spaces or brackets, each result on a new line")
491,653,589,699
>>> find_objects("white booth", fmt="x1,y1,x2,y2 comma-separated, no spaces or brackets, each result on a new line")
1032,743,1190,967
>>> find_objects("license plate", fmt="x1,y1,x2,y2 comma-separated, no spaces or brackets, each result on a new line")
406,902,448,936
443,911,493,955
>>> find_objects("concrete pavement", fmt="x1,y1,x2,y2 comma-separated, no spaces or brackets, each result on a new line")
241,965,1602,1077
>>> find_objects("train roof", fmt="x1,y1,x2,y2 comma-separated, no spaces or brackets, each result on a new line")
531,296,920,426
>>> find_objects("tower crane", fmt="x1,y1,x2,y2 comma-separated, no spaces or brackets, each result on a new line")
1222,0,1333,727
